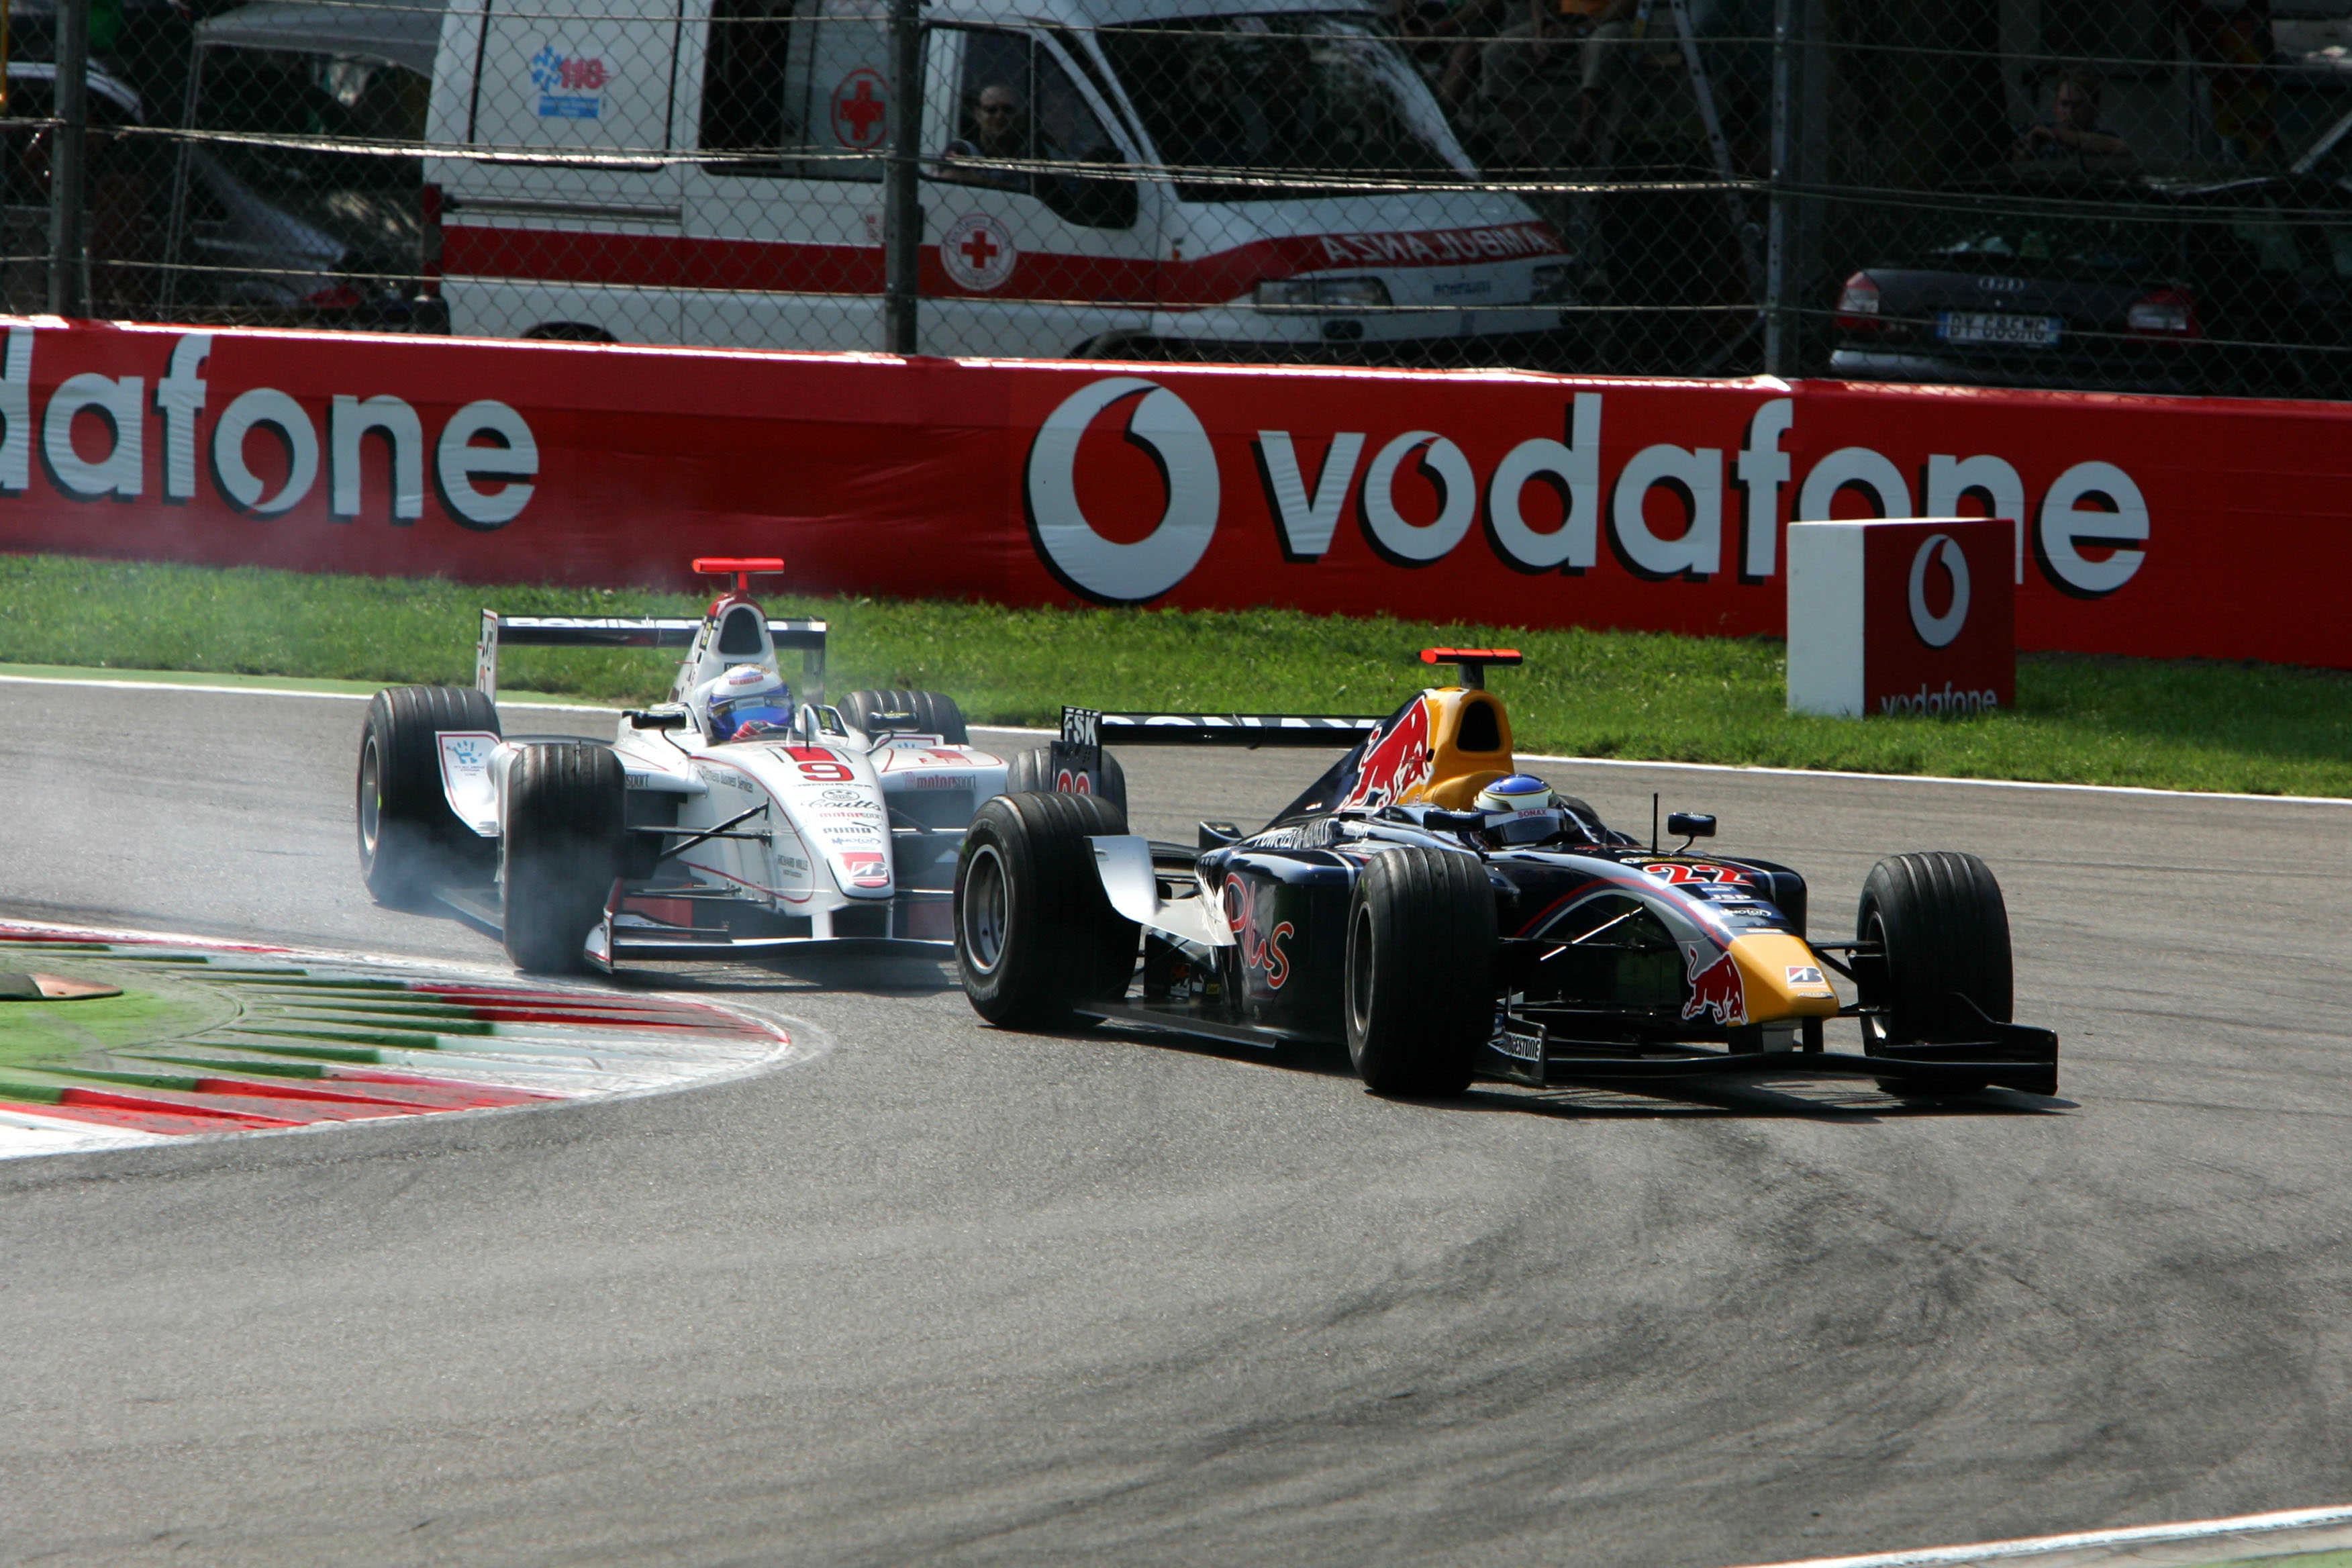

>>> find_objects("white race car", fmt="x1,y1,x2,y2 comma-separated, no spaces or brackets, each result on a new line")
354,558,1012,973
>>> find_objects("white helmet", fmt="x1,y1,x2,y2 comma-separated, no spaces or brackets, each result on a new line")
1475,774,1557,814
695,663,794,742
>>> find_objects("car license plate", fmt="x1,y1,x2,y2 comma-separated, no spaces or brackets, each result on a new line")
1937,311,2062,347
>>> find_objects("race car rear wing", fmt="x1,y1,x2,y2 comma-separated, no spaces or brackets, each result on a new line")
1064,707,1381,748
1050,705,1379,799
474,613,828,705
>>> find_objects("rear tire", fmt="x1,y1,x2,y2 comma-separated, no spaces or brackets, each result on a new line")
356,685,500,910
1344,847,1497,1097
840,689,969,744
955,791,1138,1028
501,743,626,974
522,322,616,342
1005,744,1128,816
1855,850,2012,1095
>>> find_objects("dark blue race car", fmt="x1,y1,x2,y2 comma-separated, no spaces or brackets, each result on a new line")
952,650,2057,1099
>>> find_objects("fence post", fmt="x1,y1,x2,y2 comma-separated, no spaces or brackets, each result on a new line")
881,0,923,354
1764,0,1831,378
48,0,88,315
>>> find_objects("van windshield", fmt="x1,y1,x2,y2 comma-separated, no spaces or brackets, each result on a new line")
189,47,426,276
1097,14,1472,201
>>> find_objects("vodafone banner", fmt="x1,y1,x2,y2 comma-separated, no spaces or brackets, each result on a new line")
0,318,2341,669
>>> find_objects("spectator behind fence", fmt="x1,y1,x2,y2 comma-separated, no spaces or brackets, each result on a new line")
1163,51,1273,170
1478,0,1637,166
940,84,1032,187
1400,0,1508,113
2013,69,2132,162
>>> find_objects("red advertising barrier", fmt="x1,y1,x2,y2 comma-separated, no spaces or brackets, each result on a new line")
0,318,2341,668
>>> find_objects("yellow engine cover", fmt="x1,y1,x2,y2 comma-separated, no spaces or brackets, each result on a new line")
1344,686,1518,811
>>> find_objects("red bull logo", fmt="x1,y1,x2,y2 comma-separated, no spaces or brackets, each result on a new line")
1340,699,1436,809
1681,946,1747,1026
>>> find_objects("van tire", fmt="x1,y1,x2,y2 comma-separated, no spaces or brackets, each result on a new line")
1071,332,1153,360
840,689,969,744
501,743,626,974
357,685,501,910
1006,744,1127,816
522,322,616,342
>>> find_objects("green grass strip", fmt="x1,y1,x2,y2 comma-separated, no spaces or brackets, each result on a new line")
2,552,2347,797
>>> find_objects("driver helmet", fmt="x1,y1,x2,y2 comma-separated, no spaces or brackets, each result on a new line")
1475,774,1557,814
699,663,795,743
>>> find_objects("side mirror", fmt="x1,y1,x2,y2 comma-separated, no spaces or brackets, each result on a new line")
1667,812,1717,840
628,709,689,731
1197,820,1243,849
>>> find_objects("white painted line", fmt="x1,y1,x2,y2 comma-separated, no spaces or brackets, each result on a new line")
0,671,620,713
5,691,2331,805
962,730,2351,807
0,1108,167,1155
1511,751,2352,808
1728,1502,2352,1568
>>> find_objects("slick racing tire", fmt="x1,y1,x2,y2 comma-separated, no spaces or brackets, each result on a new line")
1005,744,1128,818
357,685,501,910
1855,850,2012,1095
956,791,1138,1029
501,742,627,975
1344,846,1497,1097
840,689,969,745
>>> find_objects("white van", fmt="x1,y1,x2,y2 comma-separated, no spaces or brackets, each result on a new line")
422,0,1574,359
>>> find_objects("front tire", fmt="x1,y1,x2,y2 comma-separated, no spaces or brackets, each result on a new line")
356,685,500,910
501,743,626,974
1005,744,1128,816
955,791,1138,1028
840,689,969,745
1344,847,1497,1097
1855,850,2013,1093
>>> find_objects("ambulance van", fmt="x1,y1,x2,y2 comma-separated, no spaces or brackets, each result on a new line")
422,0,1575,358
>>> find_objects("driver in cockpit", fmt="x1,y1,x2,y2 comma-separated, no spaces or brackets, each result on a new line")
1475,773,1605,846
693,663,796,743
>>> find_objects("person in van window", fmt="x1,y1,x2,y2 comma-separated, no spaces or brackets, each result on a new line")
1478,0,1636,165
701,0,795,154
2012,68,2132,162
940,85,1032,187
1165,50,1272,170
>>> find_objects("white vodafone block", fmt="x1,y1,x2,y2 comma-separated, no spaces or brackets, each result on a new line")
1787,521,1870,717
1786,517,2015,718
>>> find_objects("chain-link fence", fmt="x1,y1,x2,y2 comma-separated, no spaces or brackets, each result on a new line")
7,0,2351,397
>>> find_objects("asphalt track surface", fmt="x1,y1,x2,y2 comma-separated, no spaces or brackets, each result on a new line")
4,678,2352,1567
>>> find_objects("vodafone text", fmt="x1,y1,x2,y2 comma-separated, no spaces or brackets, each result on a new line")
1025,377,2149,605
0,328,538,528
1879,683,2002,717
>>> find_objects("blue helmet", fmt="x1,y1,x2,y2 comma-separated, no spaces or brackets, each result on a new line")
703,663,795,742
1475,774,1556,814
